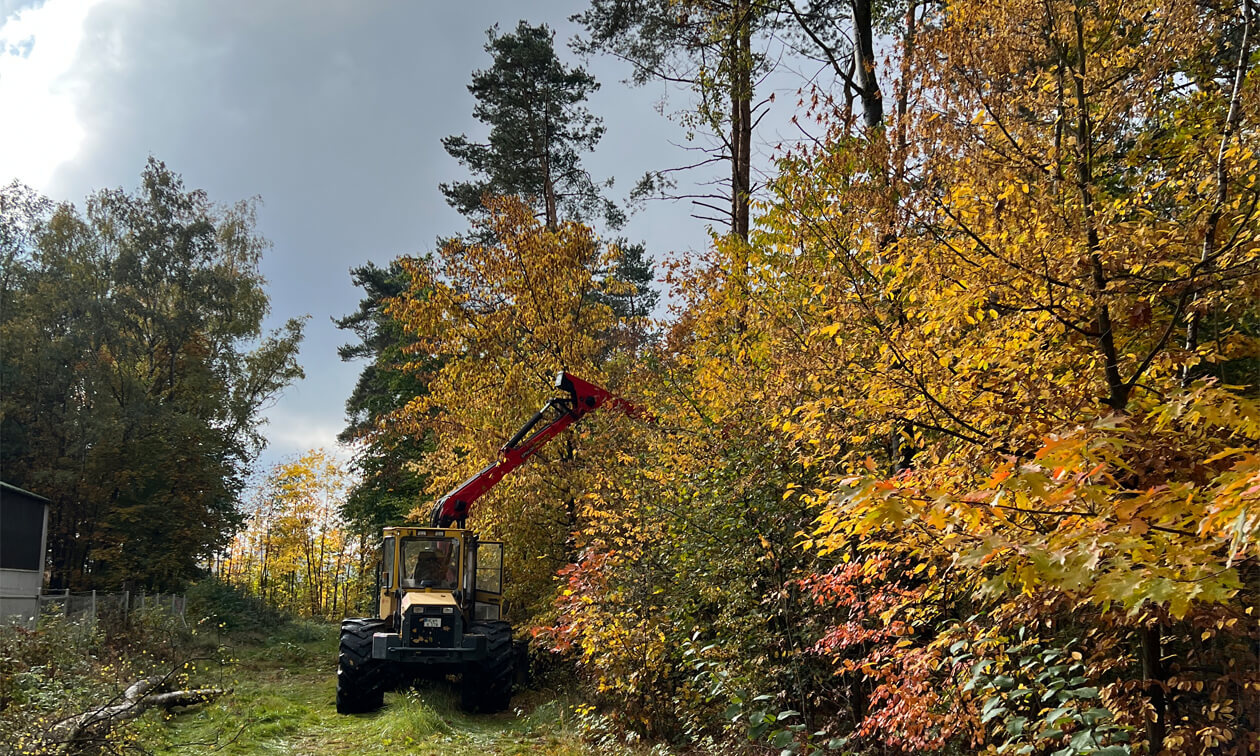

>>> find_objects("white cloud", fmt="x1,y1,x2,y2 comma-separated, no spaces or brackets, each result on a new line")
0,0,102,190
258,405,352,466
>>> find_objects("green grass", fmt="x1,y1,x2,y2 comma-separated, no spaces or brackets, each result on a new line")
134,622,594,755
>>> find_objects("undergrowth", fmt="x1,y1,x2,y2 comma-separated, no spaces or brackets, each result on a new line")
0,603,219,755
1,580,631,755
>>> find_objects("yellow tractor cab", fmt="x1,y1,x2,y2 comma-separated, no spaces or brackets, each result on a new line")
376,527,505,656
337,526,511,714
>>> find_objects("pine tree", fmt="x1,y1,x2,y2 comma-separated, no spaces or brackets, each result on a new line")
334,261,431,536
442,21,623,232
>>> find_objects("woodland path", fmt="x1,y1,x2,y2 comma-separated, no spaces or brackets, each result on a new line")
142,624,592,755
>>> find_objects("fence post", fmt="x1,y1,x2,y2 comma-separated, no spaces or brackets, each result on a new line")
122,589,129,619
64,587,70,618
140,590,146,611
91,590,97,623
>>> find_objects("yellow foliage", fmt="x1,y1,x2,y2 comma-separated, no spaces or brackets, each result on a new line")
222,449,365,619
385,197,653,616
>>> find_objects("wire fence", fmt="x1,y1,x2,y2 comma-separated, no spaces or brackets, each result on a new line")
33,590,186,626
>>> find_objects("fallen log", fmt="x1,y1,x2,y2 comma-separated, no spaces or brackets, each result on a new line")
122,676,162,702
49,680,230,751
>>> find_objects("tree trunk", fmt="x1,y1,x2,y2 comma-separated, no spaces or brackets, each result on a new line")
543,167,558,231
542,89,559,231
259,525,271,606
731,0,752,243
51,676,229,751
727,0,754,332
1141,626,1166,754
893,1,919,181
853,0,884,130
1070,5,1126,411
358,531,369,615
1183,0,1253,381
1069,8,1163,750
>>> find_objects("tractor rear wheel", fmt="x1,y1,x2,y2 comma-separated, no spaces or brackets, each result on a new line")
336,617,392,714
460,620,514,713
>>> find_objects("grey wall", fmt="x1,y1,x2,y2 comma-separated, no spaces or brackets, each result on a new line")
0,484,49,620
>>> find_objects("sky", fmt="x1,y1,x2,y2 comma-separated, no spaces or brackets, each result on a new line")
0,0,799,478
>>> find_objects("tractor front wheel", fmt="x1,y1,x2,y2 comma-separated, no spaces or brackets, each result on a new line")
336,617,392,714
460,620,514,713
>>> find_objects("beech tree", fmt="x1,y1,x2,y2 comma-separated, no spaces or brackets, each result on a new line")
534,0,1260,751
749,0,1260,750
385,198,632,613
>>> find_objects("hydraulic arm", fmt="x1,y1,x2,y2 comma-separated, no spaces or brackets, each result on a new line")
428,372,646,528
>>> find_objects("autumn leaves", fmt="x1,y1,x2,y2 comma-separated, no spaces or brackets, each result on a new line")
369,0,1258,751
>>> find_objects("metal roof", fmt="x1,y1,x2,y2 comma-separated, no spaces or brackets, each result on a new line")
0,481,50,504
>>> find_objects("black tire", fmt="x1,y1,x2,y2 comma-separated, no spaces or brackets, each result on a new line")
512,638,530,687
460,620,514,713
336,617,392,714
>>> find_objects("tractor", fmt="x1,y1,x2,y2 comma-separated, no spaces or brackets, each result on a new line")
335,372,643,714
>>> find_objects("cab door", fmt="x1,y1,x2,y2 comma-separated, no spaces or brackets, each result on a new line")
378,536,396,620
473,541,504,621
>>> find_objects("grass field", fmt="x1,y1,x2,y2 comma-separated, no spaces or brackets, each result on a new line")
136,622,595,755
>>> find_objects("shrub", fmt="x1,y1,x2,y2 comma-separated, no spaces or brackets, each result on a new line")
185,578,289,632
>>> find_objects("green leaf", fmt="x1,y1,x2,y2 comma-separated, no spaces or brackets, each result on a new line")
1070,729,1096,750
1043,706,1071,725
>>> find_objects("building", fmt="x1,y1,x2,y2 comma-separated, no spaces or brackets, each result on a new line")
0,481,50,624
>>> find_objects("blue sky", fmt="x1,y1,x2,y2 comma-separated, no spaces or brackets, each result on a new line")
1,0,804,480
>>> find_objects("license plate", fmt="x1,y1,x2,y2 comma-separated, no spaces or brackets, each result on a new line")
423,618,441,628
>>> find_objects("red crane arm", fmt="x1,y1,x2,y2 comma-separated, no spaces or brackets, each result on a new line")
428,372,648,528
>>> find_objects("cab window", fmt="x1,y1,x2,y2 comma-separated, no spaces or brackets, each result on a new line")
381,537,395,589
477,542,503,594
400,537,460,590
